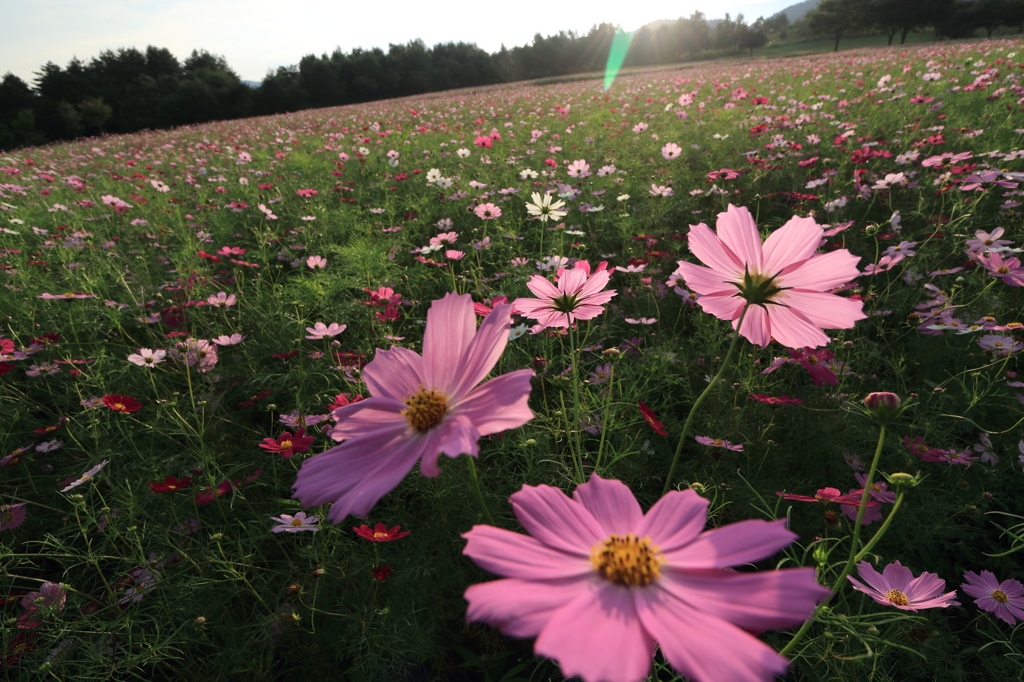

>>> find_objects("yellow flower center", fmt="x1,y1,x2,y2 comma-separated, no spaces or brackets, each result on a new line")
373,532,388,539
291,518,304,527
401,387,448,432
885,589,910,606
591,534,664,586
279,439,293,450
992,589,1009,603
112,402,125,411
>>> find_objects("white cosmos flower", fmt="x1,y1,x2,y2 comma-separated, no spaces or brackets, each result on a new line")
524,192,568,223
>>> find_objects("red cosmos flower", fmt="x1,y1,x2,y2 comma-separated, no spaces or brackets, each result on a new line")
372,566,392,581
273,350,299,359
638,402,667,436
149,476,192,493
258,427,315,459
195,480,234,505
777,487,864,505
327,393,364,411
2,630,38,667
749,394,804,405
102,394,142,413
788,348,838,387
354,523,410,542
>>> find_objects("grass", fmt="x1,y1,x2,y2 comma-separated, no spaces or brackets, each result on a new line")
0,35,1023,682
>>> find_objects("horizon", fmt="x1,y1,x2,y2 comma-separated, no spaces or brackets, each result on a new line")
0,0,800,85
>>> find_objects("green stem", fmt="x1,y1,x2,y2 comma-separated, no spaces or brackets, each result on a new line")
594,362,615,473
662,304,749,496
778,422,895,658
465,455,495,526
567,323,585,481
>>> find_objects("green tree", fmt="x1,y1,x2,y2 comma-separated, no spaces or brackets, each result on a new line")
78,97,112,133
807,0,869,51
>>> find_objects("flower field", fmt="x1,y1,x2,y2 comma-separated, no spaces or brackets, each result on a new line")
1,37,1023,681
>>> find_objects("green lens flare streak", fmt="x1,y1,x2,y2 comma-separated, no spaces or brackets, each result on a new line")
603,29,634,91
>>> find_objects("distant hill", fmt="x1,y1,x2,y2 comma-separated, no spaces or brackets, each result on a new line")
781,0,822,23
241,80,260,88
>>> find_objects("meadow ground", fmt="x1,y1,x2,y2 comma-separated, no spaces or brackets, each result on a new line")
1,37,1023,682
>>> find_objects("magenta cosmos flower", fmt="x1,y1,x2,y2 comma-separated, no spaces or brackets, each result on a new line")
463,475,829,682
847,560,958,611
293,293,535,522
513,261,616,329
674,205,866,349
961,570,1024,624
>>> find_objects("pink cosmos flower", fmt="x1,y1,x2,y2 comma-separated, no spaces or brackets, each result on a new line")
977,252,1024,287
961,571,1024,624
292,293,535,522
270,511,319,533
513,260,617,329
305,322,347,340
206,292,237,308
211,333,246,346
661,143,682,160
18,582,66,629
474,203,502,220
847,560,958,611
695,436,743,451
462,475,830,682
0,503,27,531
127,348,166,367
675,205,865,349
306,255,327,269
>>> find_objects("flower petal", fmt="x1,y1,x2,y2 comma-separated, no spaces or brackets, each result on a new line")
572,474,644,536
292,426,423,522
362,346,425,401
779,290,866,331
676,261,734,296
760,214,823,275
461,525,592,580
445,302,514,399
664,518,796,568
464,577,593,638
658,567,829,630
454,369,535,436
636,489,709,552
535,584,655,682
715,205,764,271
421,292,477,394
327,398,407,442
687,222,744,278
510,484,606,555
778,249,861,291
763,304,830,350
635,587,791,682
737,304,772,347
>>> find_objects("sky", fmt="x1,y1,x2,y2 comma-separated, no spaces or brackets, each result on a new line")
0,0,797,85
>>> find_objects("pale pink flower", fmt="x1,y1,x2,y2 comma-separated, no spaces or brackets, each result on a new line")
127,348,166,367
674,205,865,349
649,184,674,197
474,203,502,219
306,255,327,269
270,511,320,533
206,292,237,308
430,231,459,246
977,252,1024,286
695,436,743,451
211,334,246,346
305,322,347,340
566,159,591,178
848,560,958,611
513,261,617,329
462,475,829,682
292,293,535,522
661,143,682,160
445,250,466,260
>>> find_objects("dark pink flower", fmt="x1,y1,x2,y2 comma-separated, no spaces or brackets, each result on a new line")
961,571,1024,624
462,475,829,682
674,205,865,349
847,561,957,611
293,293,535,522
513,261,616,329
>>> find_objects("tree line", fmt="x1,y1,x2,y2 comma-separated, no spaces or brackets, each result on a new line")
806,0,1024,51
2,1,1022,150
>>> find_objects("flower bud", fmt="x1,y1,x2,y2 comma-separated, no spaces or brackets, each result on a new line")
861,392,908,421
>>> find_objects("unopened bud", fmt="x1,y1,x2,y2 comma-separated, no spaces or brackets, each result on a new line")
861,392,907,421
